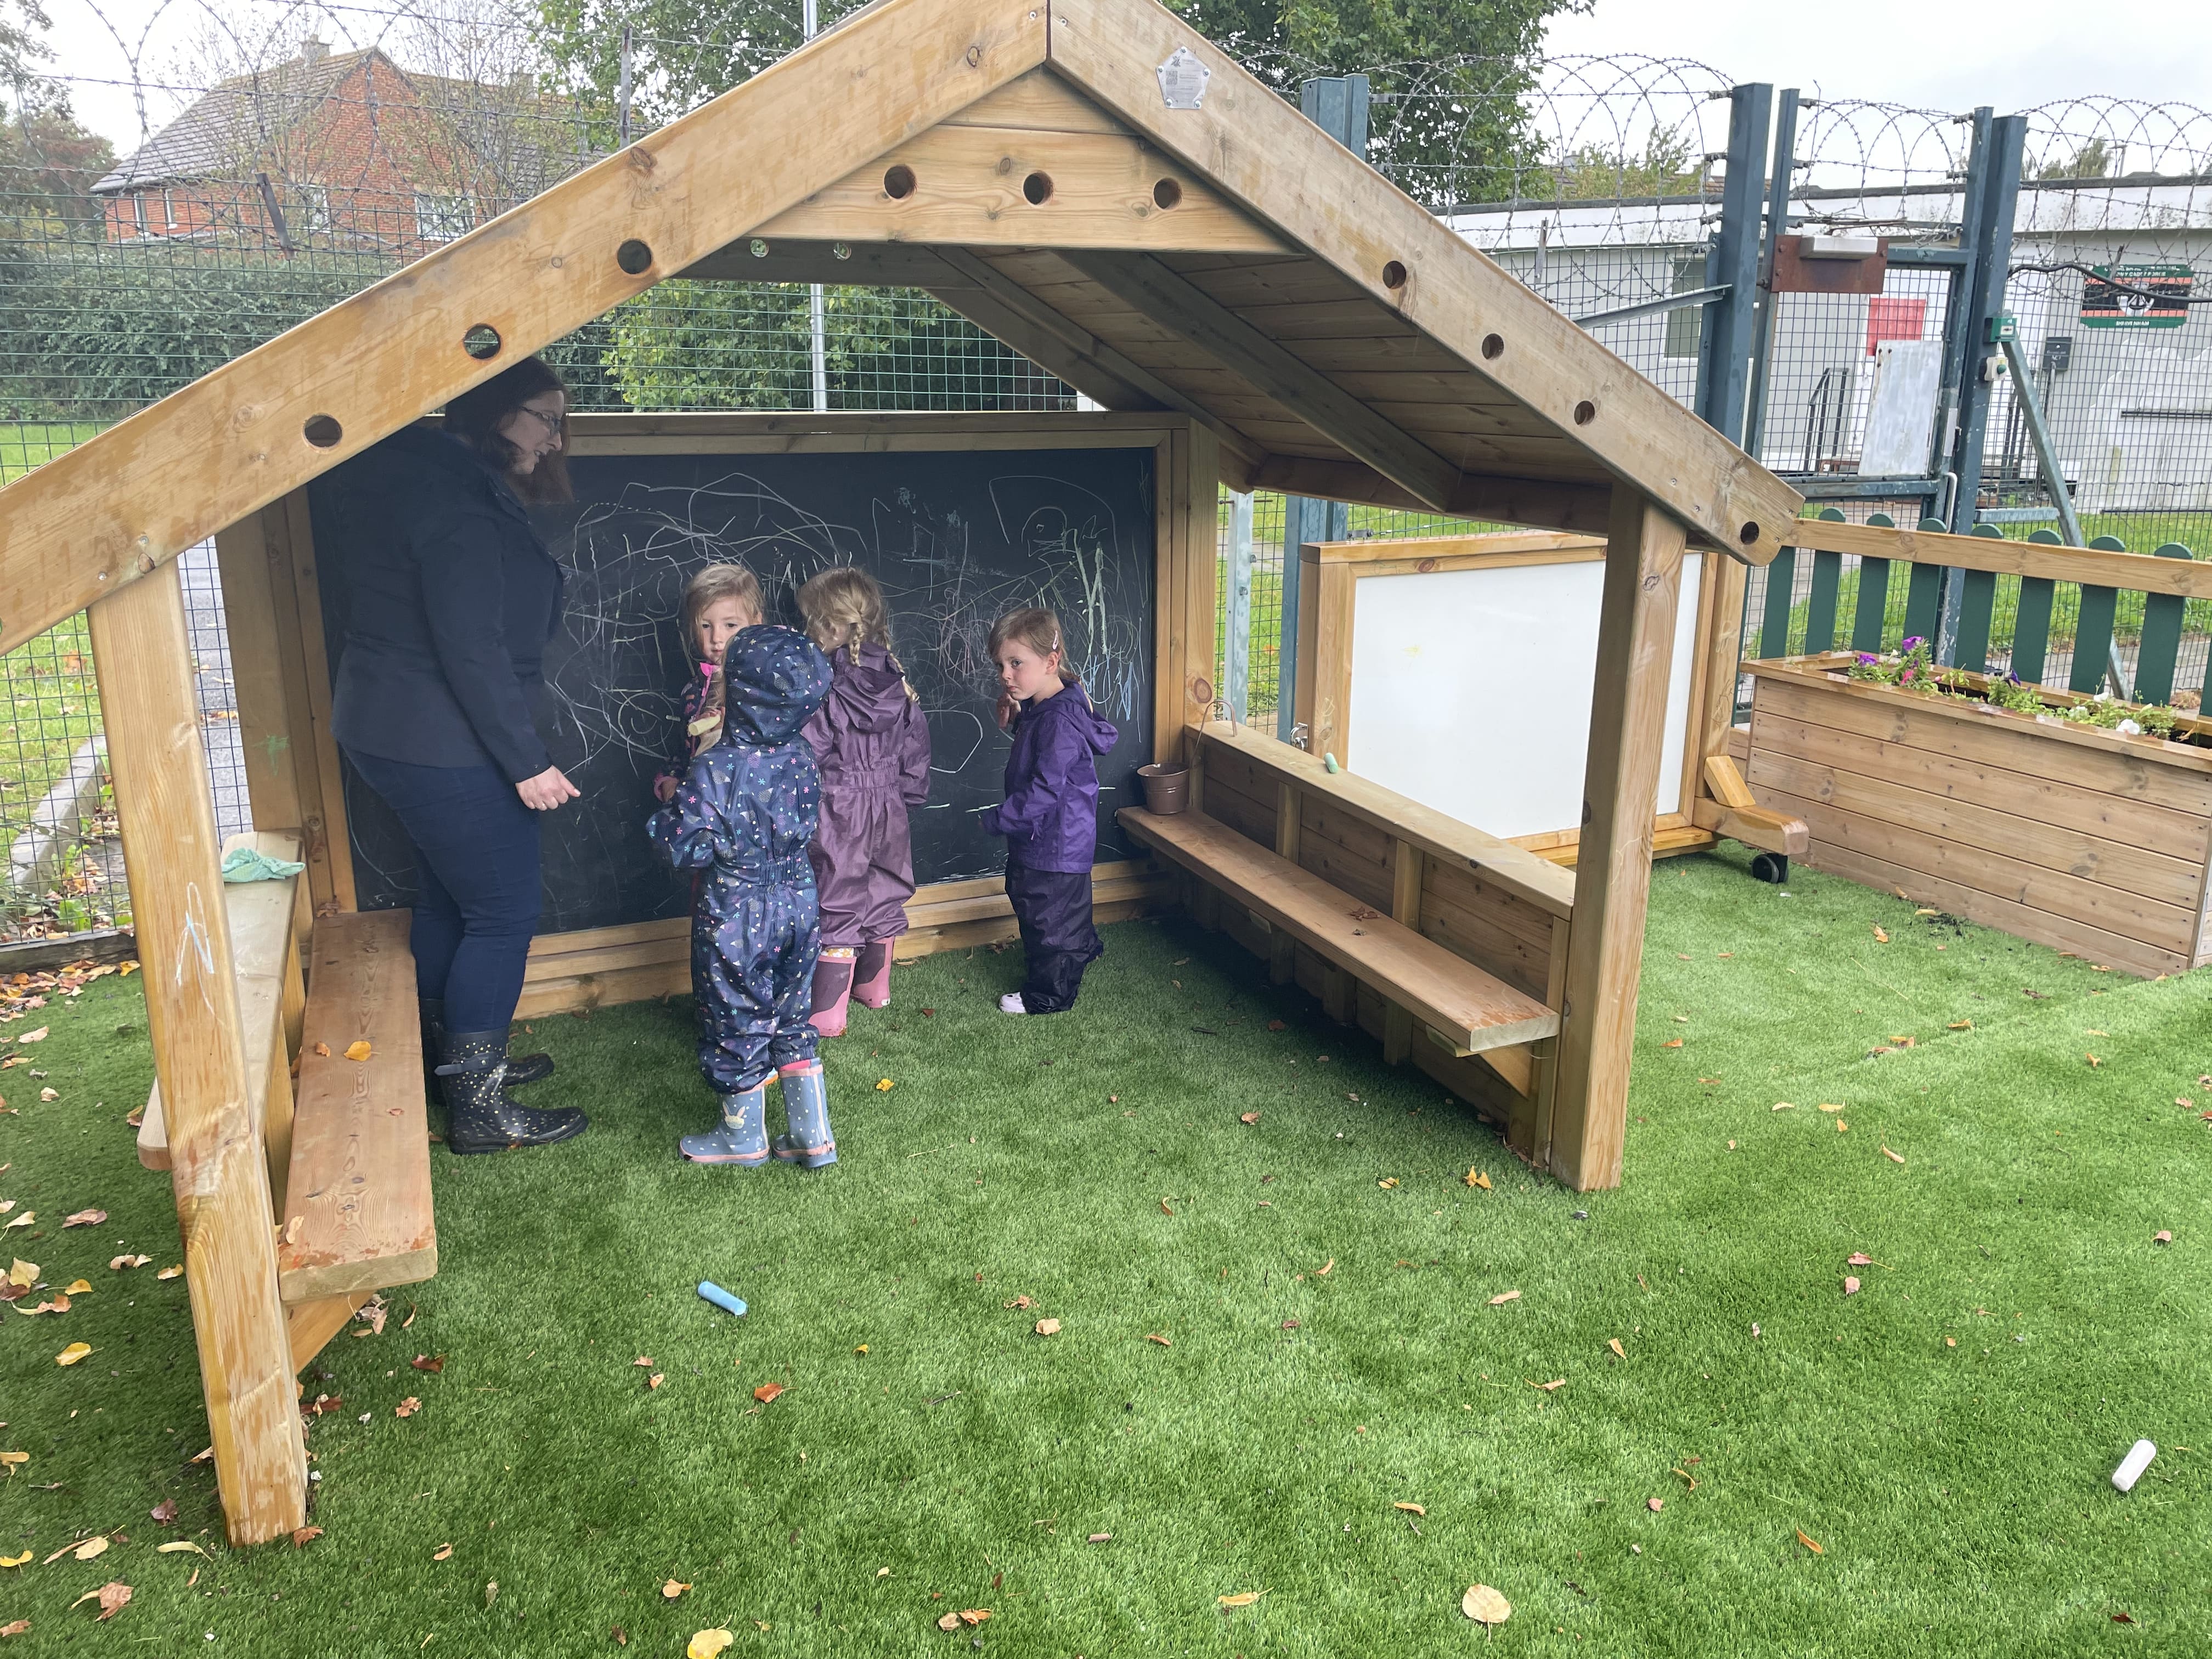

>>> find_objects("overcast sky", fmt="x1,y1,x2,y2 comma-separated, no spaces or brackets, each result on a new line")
37,0,2212,153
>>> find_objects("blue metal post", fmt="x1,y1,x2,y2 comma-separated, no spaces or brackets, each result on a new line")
1696,83,1773,444
1946,112,2027,532
1277,75,1370,742
1740,87,1801,464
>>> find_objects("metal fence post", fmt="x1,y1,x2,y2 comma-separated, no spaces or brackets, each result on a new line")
1277,74,1370,742
1740,87,1801,464
1226,491,1254,720
1696,83,1773,444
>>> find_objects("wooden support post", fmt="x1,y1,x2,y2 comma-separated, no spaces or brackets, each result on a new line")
89,561,306,1545
1269,781,1300,984
1550,489,1688,1191
1384,838,1421,1063
1186,740,1220,929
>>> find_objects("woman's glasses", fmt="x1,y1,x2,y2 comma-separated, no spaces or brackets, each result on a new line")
515,404,563,437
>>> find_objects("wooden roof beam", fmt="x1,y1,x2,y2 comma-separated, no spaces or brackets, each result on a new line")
1043,11,1803,560
0,0,1049,655
1062,249,1462,512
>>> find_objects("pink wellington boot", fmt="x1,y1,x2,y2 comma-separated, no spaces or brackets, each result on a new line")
853,939,894,1009
810,948,855,1037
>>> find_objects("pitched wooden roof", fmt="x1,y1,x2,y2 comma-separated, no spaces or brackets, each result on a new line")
0,0,1801,656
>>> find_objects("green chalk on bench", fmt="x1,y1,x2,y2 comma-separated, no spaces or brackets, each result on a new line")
1323,753,1340,773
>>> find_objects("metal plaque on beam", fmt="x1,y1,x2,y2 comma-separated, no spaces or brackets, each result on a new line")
1156,46,1210,109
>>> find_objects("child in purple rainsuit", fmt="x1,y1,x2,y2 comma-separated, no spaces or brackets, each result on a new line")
646,624,840,1168
795,568,932,1036
981,606,1119,1015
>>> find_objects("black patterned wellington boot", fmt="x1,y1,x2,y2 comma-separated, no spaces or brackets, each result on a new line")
436,1029,588,1154
420,998,554,1087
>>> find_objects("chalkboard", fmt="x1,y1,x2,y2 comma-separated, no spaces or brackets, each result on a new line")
334,444,1158,935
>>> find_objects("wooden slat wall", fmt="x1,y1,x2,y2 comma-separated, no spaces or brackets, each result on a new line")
1747,668,2212,977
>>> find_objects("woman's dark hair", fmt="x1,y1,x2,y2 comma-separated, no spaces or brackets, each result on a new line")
444,356,573,503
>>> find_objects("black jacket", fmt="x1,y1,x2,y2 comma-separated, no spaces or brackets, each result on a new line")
314,424,565,783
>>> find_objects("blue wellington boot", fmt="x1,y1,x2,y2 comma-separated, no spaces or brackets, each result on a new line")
680,1082,770,1165
770,1059,837,1169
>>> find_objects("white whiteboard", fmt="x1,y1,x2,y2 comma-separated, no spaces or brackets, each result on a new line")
1343,554,1703,840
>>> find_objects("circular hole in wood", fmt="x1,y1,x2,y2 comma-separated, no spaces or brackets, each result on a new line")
1382,259,1407,289
461,323,502,360
1152,177,1183,210
1022,170,1054,205
616,238,653,275
1739,520,1762,546
883,163,917,200
303,414,343,449
1480,333,1504,360
1573,399,1598,426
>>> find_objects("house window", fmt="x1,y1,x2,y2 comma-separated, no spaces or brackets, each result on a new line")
1866,296,1928,356
297,185,331,234
132,194,149,235
161,189,176,232
1663,256,1706,359
413,191,476,242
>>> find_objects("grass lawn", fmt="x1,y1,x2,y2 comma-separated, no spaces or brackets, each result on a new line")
2,855,2209,1654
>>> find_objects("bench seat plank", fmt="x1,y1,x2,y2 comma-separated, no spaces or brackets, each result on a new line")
276,909,437,1305
1118,806,1560,1054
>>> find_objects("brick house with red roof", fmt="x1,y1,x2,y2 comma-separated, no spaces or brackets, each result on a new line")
91,40,590,256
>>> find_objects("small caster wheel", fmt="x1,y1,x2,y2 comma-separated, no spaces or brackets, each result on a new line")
1750,851,1789,884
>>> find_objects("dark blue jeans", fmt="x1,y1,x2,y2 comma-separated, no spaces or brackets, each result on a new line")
343,749,542,1034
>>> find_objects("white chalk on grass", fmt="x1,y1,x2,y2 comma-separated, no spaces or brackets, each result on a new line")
2112,1440,2156,1493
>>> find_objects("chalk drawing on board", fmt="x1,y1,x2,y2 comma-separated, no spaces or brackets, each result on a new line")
1344,555,1703,840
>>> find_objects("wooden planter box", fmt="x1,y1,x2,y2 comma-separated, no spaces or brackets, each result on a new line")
1743,653,2212,977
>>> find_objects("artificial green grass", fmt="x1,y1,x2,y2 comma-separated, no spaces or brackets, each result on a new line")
1,845,2207,1655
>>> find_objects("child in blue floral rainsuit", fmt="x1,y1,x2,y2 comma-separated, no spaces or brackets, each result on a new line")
646,625,839,1167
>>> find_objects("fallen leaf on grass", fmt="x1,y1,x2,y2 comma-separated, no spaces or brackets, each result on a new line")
393,1397,420,1418
151,1499,178,1522
69,1582,129,1621
874,1079,894,1092
1280,1319,1300,1330
1462,1584,1511,1625
0,1553,22,1569
1881,1146,1907,1165
1646,1497,1664,1512
54,1343,92,1366
1144,1333,1171,1347
1771,1101,1796,1111
1662,1039,1683,1049
1034,1319,1061,1337
1797,1530,1824,1555
686,1629,733,1658
2113,1612,2136,1624
156,1542,208,1558
1847,1252,1873,1266
14,1029,44,1045
1393,1502,1425,1516
156,1265,182,1280
1239,1112,1259,1126
36,1090,54,1103
5,1260,32,1289
957,1610,992,1626
2,1215,30,1231
647,1374,664,1390
1087,1533,1111,1544
0,1455,21,1478
432,1543,454,1561
1159,1199,1175,1216
1465,1169,1491,1189
751,1381,787,1404
1316,1259,1334,1276
1488,1290,1521,1306
291,1527,321,1548
1835,1120,1849,1133
1527,1378,1565,1392
633,1356,654,1368
1871,926,1889,944
60,1206,105,1231
663,1580,692,1599
1218,1591,1266,1608
2087,1054,2101,1069
2153,1231,2172,1244
411,1354,444,1373
343,1042,371,1063
1843,1277,1861,1296
1949,1020,1974,1030
1672,1468,1699,1490
1376,1178,1398,1189
45,1536,106,1565
1609,1339,1626,1360
1003,1295,1033,1311
0,1620,25,1635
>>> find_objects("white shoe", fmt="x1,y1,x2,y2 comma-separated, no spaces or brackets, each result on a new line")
998,992,1028,1014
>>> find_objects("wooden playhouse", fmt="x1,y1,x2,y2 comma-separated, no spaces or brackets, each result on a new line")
0,0,1801,1544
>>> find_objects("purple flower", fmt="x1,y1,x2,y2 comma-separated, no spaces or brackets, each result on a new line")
1901,636,1925,651
1857,653,1879,665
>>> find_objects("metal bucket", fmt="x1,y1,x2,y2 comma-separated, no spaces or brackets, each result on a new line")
1138,763,1189,815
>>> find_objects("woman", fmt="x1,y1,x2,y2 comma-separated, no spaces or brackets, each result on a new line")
315,356,586,1154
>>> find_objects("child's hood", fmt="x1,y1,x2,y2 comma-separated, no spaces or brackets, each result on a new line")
718,625,833,747
1026,681,1119,757
821,643,916,734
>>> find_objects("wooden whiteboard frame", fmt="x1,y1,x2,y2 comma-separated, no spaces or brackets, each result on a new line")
1292,530,1734,862
230,409,1213,1008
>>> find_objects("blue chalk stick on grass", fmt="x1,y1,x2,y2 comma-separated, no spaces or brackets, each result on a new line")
697,1280,747,1317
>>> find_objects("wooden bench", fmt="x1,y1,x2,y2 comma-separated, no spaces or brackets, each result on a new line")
1119,806,1558,1056
138,882,435,1370
273,908,437,1363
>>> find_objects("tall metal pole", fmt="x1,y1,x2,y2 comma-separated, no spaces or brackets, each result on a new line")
804,0,829,413
1278,74,1368,743
1740,87,1800,463
1226,492,1254,721
1695,83,1773,444
617,21,634,149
